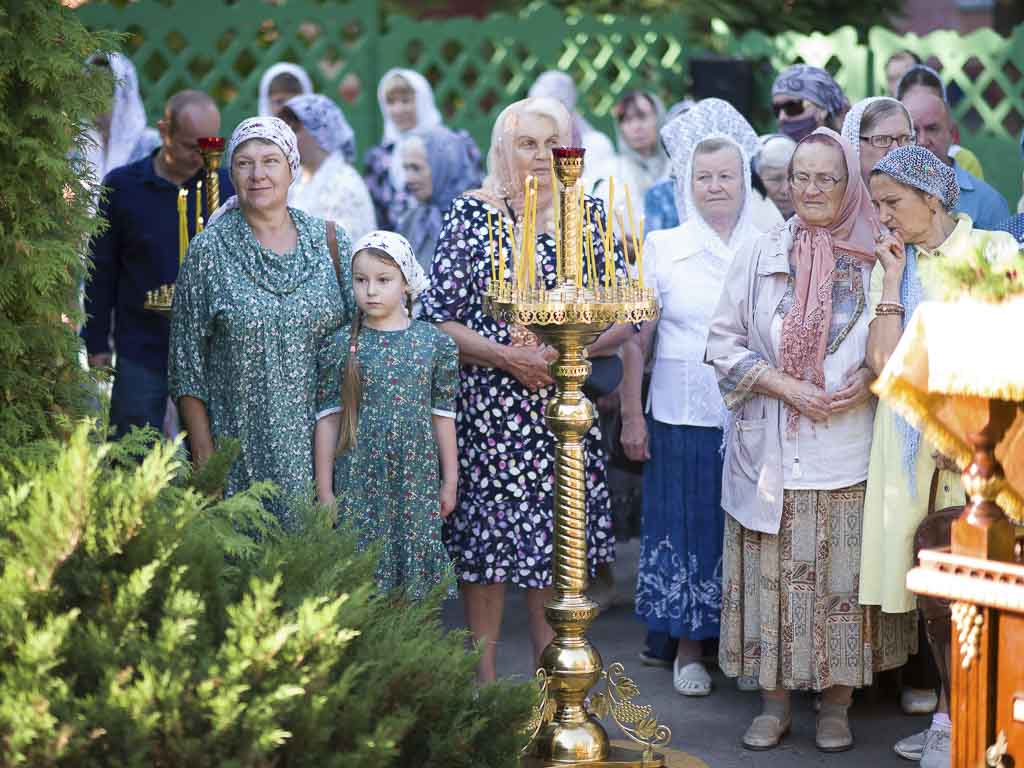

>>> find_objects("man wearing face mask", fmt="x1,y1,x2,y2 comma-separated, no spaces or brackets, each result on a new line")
82,90,234,439
771,64,849,143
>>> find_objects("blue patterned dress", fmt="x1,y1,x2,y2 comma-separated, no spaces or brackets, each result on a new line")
643,178,679,233
421,194,622,588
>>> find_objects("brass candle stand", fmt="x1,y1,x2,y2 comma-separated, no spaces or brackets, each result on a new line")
143,136,225,316
484,147,669,767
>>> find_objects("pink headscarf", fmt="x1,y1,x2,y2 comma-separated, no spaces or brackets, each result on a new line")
779,127,879,433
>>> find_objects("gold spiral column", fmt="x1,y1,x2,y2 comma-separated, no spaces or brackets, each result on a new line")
485,147,668,767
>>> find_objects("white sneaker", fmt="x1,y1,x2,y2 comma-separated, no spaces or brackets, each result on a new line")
893,728,929,761
920,727,951,768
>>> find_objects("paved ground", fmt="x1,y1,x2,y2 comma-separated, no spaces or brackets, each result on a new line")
441,538,928,768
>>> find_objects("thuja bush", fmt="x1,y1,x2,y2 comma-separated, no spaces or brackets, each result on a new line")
0,424,535,767
0,1,117,466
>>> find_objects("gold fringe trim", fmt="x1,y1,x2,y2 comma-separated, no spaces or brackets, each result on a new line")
873,376,1024,523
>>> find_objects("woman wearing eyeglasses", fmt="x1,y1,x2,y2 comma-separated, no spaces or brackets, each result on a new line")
706,128,917,753
860,145,1020,768
771,64,849,143
841,97,916,186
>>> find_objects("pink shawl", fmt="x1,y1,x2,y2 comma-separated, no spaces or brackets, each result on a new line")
779,127,879,433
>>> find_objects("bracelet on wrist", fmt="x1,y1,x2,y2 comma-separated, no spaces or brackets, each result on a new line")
875,301,906,317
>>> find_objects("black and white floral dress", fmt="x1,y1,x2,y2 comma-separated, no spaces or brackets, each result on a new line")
421,194,622,588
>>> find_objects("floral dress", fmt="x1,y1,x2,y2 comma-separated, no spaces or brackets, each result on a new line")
363,142,411,231
420,194,622,588
316,321,459,599
168,207,354,527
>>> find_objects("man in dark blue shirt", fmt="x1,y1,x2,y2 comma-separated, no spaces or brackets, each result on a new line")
82,90,234,438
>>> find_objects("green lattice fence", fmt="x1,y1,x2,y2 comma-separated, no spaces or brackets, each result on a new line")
77,0,1024,203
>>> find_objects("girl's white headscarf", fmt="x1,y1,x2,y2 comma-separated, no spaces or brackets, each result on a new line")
352,230,430,298
377,68,443,145
207,116,301,226
841,96,914,166
660,98,759,261
258,62,314,117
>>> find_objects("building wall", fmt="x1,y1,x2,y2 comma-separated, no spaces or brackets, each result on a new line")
896,0,995,34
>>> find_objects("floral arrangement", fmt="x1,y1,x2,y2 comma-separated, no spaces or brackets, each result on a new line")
925,231,1024,302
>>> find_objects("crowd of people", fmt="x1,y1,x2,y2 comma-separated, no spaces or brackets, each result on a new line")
78,48,1024,767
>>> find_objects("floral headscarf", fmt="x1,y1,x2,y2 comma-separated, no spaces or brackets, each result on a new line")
208,116,300,225
352,230,430,298
779,127,879,433
772,64,848,117
258,62,314,117
873,144,960,211
284,93,356,163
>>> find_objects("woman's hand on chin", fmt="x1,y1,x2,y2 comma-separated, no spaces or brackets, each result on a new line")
875,232,906,277
782,377,831,422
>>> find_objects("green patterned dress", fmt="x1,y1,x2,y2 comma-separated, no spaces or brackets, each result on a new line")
316,320,459,599
169,207,354,527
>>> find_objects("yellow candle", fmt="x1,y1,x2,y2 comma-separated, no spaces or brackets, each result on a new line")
178,188,188,265
553,182,562,284
584,200,597,289
637,215,645,288
498,213,506,286
487,210,496,284
195,180,203,234
605,176,615,255
529,176,538,289
615,210,628,270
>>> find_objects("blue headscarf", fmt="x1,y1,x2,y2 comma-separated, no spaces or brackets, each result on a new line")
397,126,481,271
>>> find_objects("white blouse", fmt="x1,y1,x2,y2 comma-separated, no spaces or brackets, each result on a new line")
642,223,742,428
289,152,377,242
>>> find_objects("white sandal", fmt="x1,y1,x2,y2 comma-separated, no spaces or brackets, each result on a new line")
673,659,712,697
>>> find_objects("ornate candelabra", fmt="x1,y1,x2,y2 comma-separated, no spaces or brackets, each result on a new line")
143,136,225,316
484,148,670,767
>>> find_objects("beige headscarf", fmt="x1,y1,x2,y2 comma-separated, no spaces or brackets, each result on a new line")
470,96,572,231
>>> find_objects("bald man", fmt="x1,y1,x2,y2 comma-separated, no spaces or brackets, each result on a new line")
82,90,235,439
901,89,1009,230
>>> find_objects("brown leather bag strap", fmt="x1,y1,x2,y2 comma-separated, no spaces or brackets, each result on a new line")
927,467,941,517
326,220,342,286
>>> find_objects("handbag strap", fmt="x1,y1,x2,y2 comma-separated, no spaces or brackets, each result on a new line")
326,220,342,286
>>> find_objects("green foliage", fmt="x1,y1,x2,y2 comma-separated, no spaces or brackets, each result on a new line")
0,2,118,465
0,423,535,767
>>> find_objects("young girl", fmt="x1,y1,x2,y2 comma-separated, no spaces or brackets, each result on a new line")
314,231,458,600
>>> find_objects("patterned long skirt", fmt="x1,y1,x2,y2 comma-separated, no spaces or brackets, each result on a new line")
719,482,917,691
634,420,724,641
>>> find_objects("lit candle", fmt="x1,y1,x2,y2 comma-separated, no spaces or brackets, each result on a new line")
178,188,188,265
195,180,203,234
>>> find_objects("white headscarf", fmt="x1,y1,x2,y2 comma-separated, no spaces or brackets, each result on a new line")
841,96,914,165
661,98,759,261
754,133,797,173
611,91,670,197
377,68,443,145
85,52,157,182
208,116,300,226
352,230,430,298
258,62,314,117
284,93,356,163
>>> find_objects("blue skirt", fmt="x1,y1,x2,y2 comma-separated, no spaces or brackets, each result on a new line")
635,419,724,641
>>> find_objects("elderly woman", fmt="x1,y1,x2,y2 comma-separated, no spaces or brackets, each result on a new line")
841,96,915,186
755,134,797,219
771,64,848,142
420,97,624,683
862,145,1020,768
396,125,482,273
707,128,915,752
620,98,768,697
280,94,377,242
169,117,354,527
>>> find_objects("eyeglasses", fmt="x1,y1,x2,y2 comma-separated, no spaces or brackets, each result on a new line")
860,133,916,149
789,172,846,192
773,99,811,118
